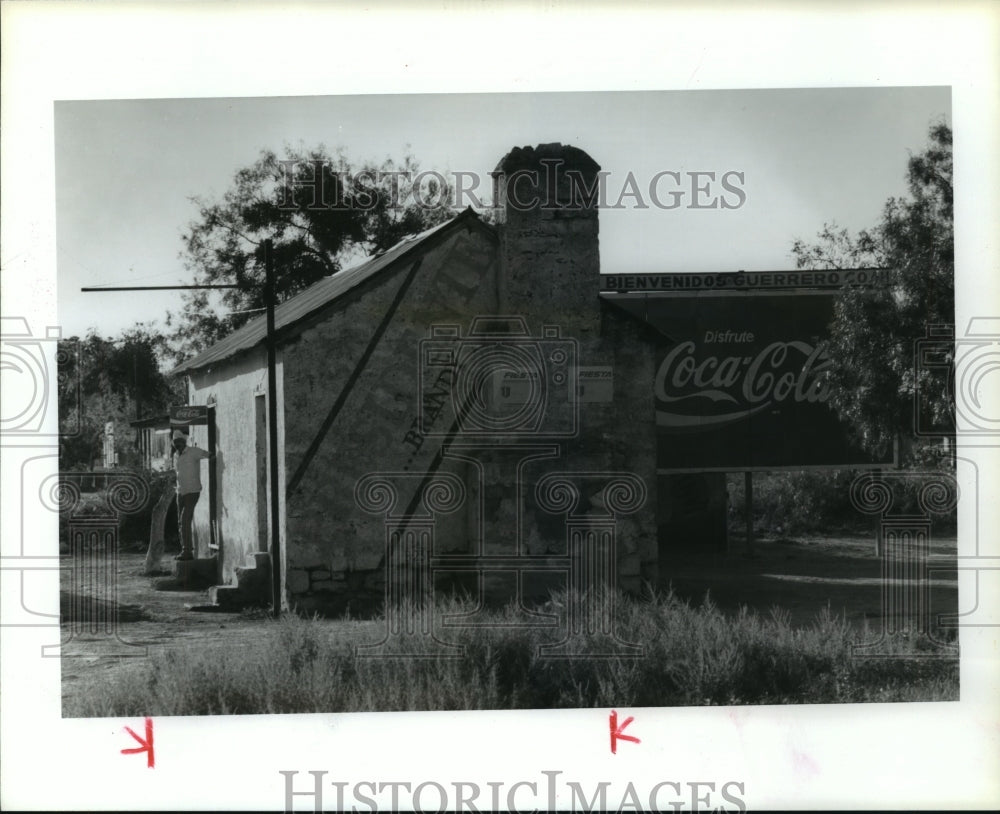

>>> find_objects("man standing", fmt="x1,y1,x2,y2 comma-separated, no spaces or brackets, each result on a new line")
172,429,212,561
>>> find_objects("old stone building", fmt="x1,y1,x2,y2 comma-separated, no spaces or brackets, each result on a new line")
171,144,665,612
171,142,889,615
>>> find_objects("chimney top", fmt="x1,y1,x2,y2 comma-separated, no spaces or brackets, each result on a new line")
494,143,600,175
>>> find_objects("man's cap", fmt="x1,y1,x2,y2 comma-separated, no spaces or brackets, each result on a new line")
172,430,188,441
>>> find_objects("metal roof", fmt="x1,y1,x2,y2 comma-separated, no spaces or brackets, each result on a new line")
171,209,491,375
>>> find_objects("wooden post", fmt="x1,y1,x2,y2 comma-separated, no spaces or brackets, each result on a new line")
744,470,754,556
207,404,217,551
723,476,731,556
265,240,282,617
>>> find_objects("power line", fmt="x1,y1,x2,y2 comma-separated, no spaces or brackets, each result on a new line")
81,284,241,291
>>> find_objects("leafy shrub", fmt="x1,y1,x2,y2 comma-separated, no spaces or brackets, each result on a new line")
728,465,957,537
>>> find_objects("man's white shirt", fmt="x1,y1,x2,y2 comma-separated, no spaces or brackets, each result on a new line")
176,446,210,494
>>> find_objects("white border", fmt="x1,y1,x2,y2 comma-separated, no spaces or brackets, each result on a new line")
2,2,998,811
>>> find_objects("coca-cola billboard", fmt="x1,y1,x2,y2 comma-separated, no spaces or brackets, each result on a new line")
603,278,896,471
655,337,831,431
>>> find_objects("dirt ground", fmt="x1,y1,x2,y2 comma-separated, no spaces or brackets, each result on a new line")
59,547,267,706
60,533,958,713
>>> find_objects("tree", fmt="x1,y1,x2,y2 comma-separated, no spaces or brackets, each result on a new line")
58,325,183,469
166,147,454,361
791,122,954,462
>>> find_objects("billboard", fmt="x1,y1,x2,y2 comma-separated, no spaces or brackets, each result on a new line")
602,273,897,472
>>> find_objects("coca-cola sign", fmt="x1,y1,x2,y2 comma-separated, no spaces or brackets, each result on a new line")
169,404,209,426
655,337,831,430
603,285,895,471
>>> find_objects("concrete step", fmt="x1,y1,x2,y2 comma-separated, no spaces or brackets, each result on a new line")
234,566,268,590
172,556,218,584
202,554,271,611
186,552,272,612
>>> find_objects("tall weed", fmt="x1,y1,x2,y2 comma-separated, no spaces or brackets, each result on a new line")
66,591,958,717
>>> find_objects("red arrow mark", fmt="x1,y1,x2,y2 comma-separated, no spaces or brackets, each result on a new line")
121,717,155,768
609,710,640,754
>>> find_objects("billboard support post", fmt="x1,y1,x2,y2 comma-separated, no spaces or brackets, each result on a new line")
744,471,754,556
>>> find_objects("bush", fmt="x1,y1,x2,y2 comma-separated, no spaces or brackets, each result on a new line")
728,470,862,536
57,470,179,551
728,464,957,537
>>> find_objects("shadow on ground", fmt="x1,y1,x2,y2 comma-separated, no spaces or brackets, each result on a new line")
661,534,958,631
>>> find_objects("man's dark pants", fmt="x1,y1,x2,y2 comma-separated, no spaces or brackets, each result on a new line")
178,491,200,557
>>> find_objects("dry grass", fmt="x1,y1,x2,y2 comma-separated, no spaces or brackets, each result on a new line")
65,589,958,717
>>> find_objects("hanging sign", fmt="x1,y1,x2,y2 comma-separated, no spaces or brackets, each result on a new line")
169,405,209,427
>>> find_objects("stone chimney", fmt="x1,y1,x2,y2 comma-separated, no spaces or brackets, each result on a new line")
492,143,602,336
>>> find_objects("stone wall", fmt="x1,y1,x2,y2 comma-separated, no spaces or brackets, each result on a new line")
280,224,501,612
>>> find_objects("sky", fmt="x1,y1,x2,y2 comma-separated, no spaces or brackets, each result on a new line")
54,86,950,338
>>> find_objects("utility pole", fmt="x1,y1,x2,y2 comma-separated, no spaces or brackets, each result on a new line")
263,240,282,617
82,247,284,616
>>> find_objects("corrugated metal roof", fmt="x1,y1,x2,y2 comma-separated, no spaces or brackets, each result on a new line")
172,209,490,375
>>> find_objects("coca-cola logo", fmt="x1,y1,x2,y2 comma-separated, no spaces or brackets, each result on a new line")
655,339,831,430
169,405,209,425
